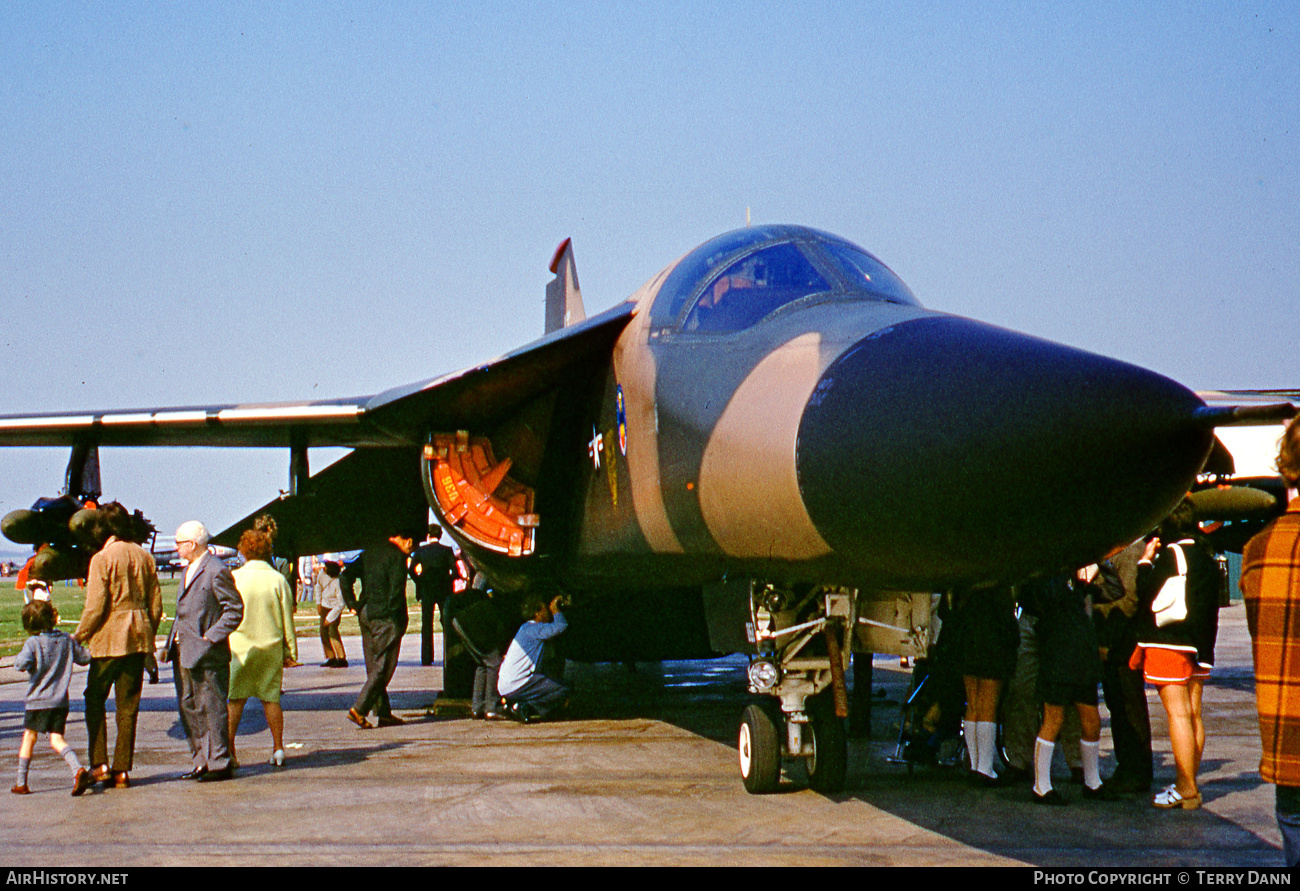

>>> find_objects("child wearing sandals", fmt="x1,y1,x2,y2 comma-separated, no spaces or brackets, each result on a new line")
12,598,94,796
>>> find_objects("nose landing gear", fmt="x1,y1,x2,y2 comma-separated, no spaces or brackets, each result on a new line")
738,586,854,794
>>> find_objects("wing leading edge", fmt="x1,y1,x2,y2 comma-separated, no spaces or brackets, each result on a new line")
0,397,387,449
0,301,637,451
0,301,638,553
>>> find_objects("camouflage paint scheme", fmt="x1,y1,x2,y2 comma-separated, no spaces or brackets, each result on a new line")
570,226,1210,598
0,226,1218,664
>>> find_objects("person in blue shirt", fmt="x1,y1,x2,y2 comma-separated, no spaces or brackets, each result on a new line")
13,598,94,796
497,592,569,723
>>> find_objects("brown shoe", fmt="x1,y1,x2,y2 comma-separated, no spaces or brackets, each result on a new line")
376,714,406,727
72,768,94,797
92,765,111,787
347,708,373,729
10,784,29,795
111,772,130,789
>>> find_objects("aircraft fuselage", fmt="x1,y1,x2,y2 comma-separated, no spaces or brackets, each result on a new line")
534,226,1212,598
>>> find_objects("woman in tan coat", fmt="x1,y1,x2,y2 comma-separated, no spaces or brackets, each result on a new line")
73,503,163,789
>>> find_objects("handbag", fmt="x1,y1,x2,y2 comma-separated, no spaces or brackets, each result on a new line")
1151,544,1188,628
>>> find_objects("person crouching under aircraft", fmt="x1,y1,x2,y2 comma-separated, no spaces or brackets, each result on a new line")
497,592,570,723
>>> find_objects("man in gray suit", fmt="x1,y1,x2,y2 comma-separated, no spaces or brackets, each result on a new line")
164,520,244,781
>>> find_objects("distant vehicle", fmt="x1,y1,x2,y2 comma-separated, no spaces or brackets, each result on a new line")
0,225,1290,792
148,535,238,572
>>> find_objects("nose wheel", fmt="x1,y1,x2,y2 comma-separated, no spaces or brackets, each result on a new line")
738,703,781,794
736,585,855,794
736,694,848,794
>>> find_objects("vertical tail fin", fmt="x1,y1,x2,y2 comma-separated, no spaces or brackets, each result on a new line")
545,237,586,334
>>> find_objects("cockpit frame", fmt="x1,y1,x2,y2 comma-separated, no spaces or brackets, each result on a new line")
649,225,919,338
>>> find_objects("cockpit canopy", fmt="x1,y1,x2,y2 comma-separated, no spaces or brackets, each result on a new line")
650,225,919,333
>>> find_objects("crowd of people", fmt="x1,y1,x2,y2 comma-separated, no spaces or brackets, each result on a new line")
905,413,1300,865
928,500,1221,809
9,512,570,795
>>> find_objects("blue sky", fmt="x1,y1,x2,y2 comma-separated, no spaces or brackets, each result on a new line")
0,1,1295,543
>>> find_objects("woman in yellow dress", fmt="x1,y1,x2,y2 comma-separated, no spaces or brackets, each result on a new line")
228,530,298,767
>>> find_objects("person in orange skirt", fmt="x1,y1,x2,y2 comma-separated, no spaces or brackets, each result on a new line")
1130,500,1220,810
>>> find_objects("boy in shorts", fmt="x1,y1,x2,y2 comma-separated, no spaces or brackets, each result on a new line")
12,598,94,796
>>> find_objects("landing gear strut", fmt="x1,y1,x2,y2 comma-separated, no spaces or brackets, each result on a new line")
736,585,855,794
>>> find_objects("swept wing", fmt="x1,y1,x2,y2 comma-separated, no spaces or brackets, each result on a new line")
0,301,637,553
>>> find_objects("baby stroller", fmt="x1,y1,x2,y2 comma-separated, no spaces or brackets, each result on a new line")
890,644,968,775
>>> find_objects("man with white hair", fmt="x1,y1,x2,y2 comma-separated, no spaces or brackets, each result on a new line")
163,520,243,781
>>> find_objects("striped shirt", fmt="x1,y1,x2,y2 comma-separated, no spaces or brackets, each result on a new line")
1241,497,1300,786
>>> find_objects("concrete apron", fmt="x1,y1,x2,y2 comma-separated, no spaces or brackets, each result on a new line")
0,605,1285,867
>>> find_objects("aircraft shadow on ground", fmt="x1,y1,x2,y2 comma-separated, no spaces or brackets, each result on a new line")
562,655,752,744
841,758,1279,867
557,656,1281,867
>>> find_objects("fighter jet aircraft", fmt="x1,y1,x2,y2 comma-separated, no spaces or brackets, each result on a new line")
0,224,1290,793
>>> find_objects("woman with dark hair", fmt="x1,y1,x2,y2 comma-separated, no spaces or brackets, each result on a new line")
228,530,298,767
1132,499,1220,810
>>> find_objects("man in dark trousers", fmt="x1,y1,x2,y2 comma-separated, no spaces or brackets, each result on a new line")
408,525,456,667
342,531,417,729
1095,540,1154,795
166,520,244,782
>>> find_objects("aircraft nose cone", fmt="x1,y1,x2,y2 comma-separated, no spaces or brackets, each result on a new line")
796,315,1212,588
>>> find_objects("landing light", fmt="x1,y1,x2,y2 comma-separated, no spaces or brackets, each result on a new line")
747,658,780,692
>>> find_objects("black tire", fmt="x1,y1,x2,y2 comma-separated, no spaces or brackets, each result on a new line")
739,702,781,794
807,698,848,793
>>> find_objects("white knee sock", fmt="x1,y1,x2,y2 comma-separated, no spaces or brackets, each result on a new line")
1034,737,1055,796
1081,739,1101,790
977,722,998,777
964,719,978,771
